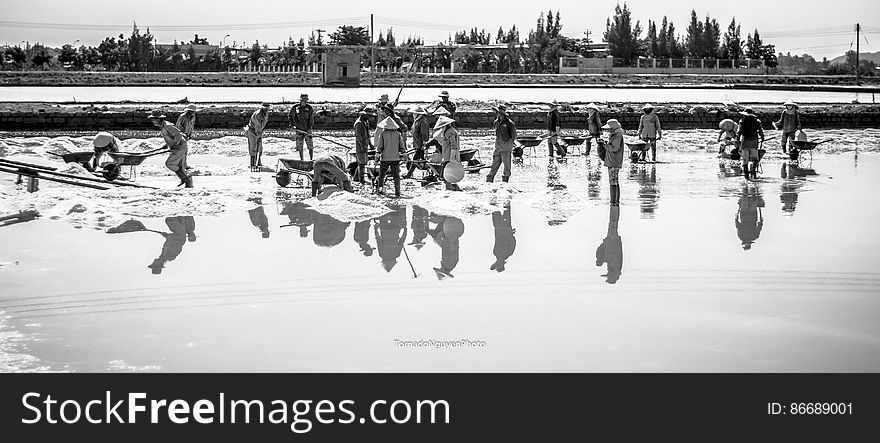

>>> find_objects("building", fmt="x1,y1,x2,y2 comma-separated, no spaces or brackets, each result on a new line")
322,50,360,86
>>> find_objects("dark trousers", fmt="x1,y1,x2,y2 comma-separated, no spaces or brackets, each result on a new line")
405,148,425,176
377,160,401,195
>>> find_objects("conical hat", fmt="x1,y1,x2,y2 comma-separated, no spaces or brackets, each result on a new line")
376,116,400,130
642,103,654,110
93,131,116,148
783,100,798,108
433,116,455,130
584,102,600,110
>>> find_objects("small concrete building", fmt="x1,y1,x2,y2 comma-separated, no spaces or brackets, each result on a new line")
322,51,361,86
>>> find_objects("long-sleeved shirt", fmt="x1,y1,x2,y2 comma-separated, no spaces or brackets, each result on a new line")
289,103,315,131
605,130,624,168
438,126,460,162
587,110,603,136
774,109,801,133
247,109,269,137
376,128,407,162
176,112,196,138
737,115,765,149
159,121,187,150
547,109,560,133
437,100,456,117
353,118,371,163
493,117,517,153
638,112,661,139
411,115,431,150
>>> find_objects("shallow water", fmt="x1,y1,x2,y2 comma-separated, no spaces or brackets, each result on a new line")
0,85,876,104
1,133,879,372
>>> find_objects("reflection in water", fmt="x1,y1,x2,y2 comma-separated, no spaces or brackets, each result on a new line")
409,206,429,250
149,217,197,275
353,220,374,256
595,206,622,284
718,160,743,179
280,202,350,248
629,164,659,218
247,206,270,238
490,206,517,272
587,164,602,199
428,214,464,279
779,163,817,216
735,186,765,250
374,206,407,272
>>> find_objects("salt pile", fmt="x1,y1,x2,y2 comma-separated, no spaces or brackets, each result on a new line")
529,188,586,225
303,191,393,222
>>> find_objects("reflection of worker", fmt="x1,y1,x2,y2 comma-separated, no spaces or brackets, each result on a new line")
428,215,464,279
353,220,374,256
312,214,350,248
630,164,658,217
409,205,429,249
374,207,407,272
312,153,353,197
148,216,196,275
247,206,270,238
595,206,622,284
280,202,315,238
91,131,120,171
490,206,516,272
735,186,765,250
587,163,602,199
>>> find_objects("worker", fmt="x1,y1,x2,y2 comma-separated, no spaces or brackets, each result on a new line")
245,102,271,171
585,102,603,158
717,118,739,155
147,109,192,187
433,90,457,118
289,93,316,160
601,118,624,206
486,104,516,183
374,116,408,197
432,115,462,191
490,206,516,272
773,100,802,154
353,106,376,184
736,107,765,180
91,131,120,171
547,100,563,158
376,94,392,122
637,103,662,162
175,104,197,171
595,206,622,284
311,152,353,197
403,105,431,179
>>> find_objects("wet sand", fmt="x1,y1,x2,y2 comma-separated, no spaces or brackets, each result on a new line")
1,131,879,372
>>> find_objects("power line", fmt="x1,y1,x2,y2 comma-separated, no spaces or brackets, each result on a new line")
0,17,370,32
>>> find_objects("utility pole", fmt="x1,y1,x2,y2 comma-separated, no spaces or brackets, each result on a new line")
316,29,325,45
855,23,861,85
371,13,376,85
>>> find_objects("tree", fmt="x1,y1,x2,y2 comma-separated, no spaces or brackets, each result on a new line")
604,2,643,65
31,50,52,69
386,27,396,47
126,23,155,71
745,29,763,59
703,15,720,58
250,41,262,65
328,25,370,45
7,46,27,67
58,44,78,68
686,10,703,57
97,36,123,70
496,27,505,44
657,17,670,58
647,20,659,57
721,18,744,60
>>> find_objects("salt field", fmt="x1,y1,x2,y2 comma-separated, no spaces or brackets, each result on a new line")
1,129,879,372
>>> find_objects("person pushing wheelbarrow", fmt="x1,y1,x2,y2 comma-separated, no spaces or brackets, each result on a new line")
147,110,192,188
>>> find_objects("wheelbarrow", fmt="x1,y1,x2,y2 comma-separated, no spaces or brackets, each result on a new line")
459,148,490,173
625,141,650,163
48,151,97,171
274,158,314,187
99,147,170,181
513,135,547,161
559,135,587,156
789,139,830,162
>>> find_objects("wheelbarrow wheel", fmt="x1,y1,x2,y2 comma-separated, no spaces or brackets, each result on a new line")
275,170,292,187
102,163,121,181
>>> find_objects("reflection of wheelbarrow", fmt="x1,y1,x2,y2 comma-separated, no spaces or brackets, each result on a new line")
100,147,169,181
789,139,830,162
625,141,650,163
274,158,314,187
48,151,97,171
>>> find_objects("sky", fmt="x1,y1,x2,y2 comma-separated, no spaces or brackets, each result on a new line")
1,0,878,60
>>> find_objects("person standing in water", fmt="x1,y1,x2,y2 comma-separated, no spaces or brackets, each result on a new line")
433,115,462,191
637,103,662,162
403,105,431,179
374,116,408,198
601,119,624,206
546,100,563,158
717,118,739,156
584,102,603,158
736,108,765,180
486,104,516,183
353,106,376,184
773,100,801,154
176,104,198,171
289,93,316,160
147,109,192,188
245,102,271,171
